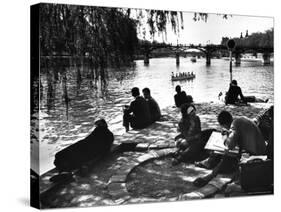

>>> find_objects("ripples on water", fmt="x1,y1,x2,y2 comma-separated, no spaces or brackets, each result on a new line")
35,57,273,174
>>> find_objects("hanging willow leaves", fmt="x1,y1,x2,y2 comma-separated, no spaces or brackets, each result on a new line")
40,3,225,88
39,3,187,86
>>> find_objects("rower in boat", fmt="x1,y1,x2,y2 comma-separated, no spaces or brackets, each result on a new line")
171,72,196,81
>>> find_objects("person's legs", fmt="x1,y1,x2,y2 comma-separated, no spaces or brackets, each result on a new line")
244,96,268,103
193,155,239,187
123,110,131,131
195,153,222,169
173,129,216,165
212,155,238,174
255,97,269,103
177,139,207,162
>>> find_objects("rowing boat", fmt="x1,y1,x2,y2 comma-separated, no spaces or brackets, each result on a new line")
171,74,195,81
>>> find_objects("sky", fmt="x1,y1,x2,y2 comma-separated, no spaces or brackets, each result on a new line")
139,12,274,45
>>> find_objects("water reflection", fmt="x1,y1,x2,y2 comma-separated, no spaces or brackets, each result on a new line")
37,57,273,174
46,71,55,112
62,72,70,119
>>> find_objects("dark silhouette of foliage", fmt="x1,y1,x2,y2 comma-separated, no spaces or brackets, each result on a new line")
39,3,230,88
39,4,187,86
40,4,139,67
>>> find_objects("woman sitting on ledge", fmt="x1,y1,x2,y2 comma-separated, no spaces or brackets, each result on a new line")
54,119,114,173
172,102,201,165
220,80,268,105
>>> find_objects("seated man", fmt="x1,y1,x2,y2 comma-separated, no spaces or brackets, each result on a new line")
142,87,161,123
54,119,114,173
123,87,152,131
225,80,245,105
174,85,189,108
194,110,266,187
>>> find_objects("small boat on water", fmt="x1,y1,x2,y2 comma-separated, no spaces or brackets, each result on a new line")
171,72,195,81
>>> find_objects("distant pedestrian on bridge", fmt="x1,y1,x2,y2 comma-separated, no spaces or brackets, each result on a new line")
142,87,161,123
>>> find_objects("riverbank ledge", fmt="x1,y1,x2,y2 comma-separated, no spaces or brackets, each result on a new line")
39,102,272,208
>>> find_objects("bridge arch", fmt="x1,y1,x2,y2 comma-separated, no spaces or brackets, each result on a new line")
141,45,210,65
139,43,273,66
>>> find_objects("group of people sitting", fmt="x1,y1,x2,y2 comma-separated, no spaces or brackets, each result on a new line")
172,85,273,186
54,87,162,173
53,83,273,189
123,87,161,132
220,80,269,105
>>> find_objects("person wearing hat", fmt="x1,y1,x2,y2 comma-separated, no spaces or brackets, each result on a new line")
172,103,202,165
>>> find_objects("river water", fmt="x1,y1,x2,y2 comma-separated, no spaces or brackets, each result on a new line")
34,57,274,174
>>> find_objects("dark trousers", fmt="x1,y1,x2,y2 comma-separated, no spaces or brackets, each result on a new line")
123,110,132,129
201,154,239,182
179,129,216,162
123,110,150,129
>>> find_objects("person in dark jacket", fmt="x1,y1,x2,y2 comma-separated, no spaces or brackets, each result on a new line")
123,87,152,131
142,87,161,123
225,80,268,105
172,103,202,165
174,85,189,108
225,80,245,104
54,119,114,172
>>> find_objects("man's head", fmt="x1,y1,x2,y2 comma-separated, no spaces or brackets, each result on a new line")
131,87,140,97
142,87,151,99
175,85,182,93
218,110,233,129
231,80,237,86
94,119,108,128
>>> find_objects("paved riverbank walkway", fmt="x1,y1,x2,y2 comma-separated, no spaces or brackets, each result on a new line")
40,102,272,208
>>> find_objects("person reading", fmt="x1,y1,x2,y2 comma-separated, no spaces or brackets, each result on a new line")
193,110,266,187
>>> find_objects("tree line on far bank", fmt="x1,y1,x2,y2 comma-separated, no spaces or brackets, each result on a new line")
221,28,273,49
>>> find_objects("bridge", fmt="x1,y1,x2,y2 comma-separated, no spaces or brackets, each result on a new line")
138,42,273,66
